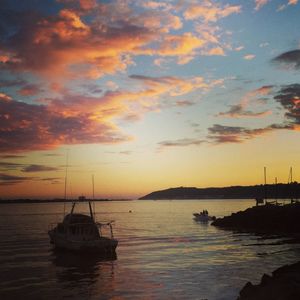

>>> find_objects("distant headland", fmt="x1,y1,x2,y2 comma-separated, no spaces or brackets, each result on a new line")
139,183,300,200
0,198,131,204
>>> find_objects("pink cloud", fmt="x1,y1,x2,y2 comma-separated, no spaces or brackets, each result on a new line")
17,84,42,96
0,93,131,153
255,0,270,11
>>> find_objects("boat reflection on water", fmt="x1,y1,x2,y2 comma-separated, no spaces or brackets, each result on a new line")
51,248,117,291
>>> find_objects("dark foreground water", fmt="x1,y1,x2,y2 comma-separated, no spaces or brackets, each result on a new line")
0,200,299,300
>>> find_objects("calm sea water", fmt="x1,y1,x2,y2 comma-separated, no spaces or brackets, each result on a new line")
0,199,299,300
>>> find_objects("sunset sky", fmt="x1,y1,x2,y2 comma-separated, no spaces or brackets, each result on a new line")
1,0,300,199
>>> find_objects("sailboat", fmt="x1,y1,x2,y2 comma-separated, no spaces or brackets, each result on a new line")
48,171,118,253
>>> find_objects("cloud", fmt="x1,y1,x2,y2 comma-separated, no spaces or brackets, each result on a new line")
207,84,300,144
0,93,12,102
272,49,300,70
259,42,269,48
40,177,62,184
22,164,60,172
0,92,131,153
184,1,241,22
0,6,156,78
217,85,274,118
17,84,42,96
274,83,300,125
0,79,26,88
218,104,271,118
0,73,220,153
207,124,272,144
158,138,204,148
0,155,26,159
0,162,24,171
235,46,244,51
155,32,206,61
0,0,238,78
43,153,63,157
129,74,221,96
0,173,32,185
277,0,298,10
141,1,172,11
176,100,196,107
119,150,133,155
255,0,270,11
255,0,298,11
203,47,225,56
244,54,256,60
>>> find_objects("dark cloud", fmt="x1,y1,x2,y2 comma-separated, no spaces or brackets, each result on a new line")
176,100,195,106
0,79,26,88
0,173,32,185
218,104,270,118
22,164,60,172
43,153,62,157
0,154,26,159
0,162,24,170
207,122,292,144
272,50,300,70
158,138,204,147
207,124,271,144
274,83,300,125
40,177,62,184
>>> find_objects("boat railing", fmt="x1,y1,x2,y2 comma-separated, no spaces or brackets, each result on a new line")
96,221,115,238
48,223,58,231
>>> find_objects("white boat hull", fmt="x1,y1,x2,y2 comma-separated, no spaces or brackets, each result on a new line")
193,213,215,222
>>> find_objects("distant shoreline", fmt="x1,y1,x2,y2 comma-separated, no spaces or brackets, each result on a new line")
139,184,300,200
0,198,133,204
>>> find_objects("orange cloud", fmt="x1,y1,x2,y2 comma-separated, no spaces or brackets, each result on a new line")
204,47,225,56
1,7,156,78
0,93,12,102
1,0,239,78
157,33,205,57
184,1,241,22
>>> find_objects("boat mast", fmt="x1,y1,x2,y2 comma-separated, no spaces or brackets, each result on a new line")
88,174,95,222
289,167,293,203
264,166,267,202
63,150,69,217
275,177,278,205
92,174,96,221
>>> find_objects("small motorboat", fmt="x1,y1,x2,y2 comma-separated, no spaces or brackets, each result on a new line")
48,196,118,254
193,210,216,222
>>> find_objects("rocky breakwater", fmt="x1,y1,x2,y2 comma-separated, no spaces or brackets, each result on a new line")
212,203,300,234
212,203,300,300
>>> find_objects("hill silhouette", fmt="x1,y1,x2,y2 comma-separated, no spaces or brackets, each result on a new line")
139,183,300,200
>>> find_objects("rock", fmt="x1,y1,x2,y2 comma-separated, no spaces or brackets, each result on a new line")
237,261,300,300
212,203,300,235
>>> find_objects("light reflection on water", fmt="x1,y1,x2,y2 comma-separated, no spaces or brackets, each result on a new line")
0,200,299,300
